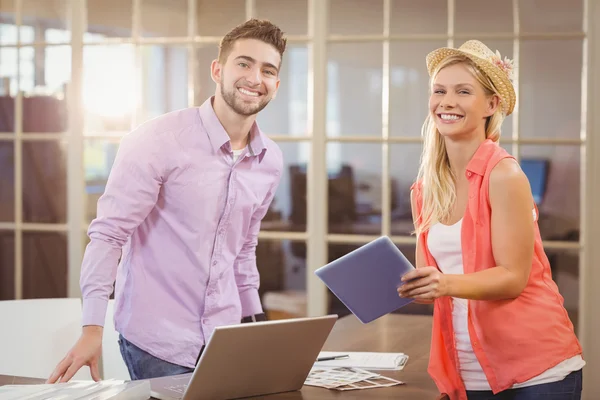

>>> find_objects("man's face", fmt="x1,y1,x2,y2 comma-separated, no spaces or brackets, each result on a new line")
212,39,281,116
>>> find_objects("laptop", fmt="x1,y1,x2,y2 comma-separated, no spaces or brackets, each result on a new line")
315,236,416,324
150,315,338,400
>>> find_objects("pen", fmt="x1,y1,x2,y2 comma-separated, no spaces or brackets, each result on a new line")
316,354,350,362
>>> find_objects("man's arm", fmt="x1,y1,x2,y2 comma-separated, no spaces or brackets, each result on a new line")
234,176,281,321
80,128,166,327
47,127,167,384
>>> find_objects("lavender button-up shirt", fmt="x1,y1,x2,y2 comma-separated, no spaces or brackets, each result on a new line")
80,97,283,368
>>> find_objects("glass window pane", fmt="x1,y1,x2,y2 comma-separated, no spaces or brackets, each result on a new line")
519,0,583,33
87,0,133,39
44,45,71,94
21,0,69,43
84,139,119,223
329,0,383,35
520,144,580,242
22,45,70,134
390,40,446,137
139,45,189,124
256,239,288,296
194,44,218,106
18,46,34,94
83,45,135,133
0,21,17,46
327,143,381,235
45,27,70,43
328,43,382,137
260,142,310,234
455,0,513,33
23,232,67,298
141,0,188,37
391,0,447,35
390,143,421,236
257,45,308,135
261,253,307,320
0,231,14,300
196,0,246,37
0,141,14,222
22,141,67,224
520,40,582,139
256,0,308,36
1,45,35,97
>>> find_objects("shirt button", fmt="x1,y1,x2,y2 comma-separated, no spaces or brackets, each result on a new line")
229,198,234,204
212,260,217,266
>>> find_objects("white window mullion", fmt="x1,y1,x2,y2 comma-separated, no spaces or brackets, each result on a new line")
14,0,23,300
381,0,391,237
581,0,600,397
511,0,520,160
67,0,86,298
245,0,255,19
306,0,328,317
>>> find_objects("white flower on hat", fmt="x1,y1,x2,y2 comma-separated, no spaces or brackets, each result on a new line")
490,50,515,82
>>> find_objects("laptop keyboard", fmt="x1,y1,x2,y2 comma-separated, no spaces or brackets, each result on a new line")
165,384,189,394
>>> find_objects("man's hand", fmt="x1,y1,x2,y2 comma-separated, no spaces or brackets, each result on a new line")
397,266,448,301
46,326,103,383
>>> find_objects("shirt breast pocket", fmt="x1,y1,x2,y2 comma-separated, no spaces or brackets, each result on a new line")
232,179,271,228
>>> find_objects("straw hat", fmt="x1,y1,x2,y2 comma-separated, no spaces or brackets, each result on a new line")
426,40,516,116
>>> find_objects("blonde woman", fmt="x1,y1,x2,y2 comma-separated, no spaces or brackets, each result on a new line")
397,41,584,400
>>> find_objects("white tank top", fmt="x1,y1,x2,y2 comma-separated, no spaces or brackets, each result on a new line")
427,219,585,391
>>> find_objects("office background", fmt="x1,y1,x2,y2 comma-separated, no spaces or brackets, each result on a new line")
0,0,598,394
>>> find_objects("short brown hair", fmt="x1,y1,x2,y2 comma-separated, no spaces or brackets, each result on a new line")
218,18,287,64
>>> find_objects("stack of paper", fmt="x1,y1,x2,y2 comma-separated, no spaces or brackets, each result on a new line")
305,366,404,391
315,352,409,370
0,379,150,400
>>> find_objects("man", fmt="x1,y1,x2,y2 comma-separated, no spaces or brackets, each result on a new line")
47,18,286,382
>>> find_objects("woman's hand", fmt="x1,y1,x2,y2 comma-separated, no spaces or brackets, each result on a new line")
398,266,448,301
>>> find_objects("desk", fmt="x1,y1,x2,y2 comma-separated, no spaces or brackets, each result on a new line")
0,314,439,399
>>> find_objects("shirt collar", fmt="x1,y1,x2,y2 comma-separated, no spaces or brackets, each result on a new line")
198,96,267,159
466,138,499,176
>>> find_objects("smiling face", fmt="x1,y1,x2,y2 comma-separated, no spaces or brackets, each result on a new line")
211,38,281,116
429,62,499,141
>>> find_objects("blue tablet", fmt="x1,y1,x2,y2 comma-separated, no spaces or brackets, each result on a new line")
315,236,416,324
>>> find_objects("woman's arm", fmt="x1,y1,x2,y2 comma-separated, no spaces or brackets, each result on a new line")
399,159,535,301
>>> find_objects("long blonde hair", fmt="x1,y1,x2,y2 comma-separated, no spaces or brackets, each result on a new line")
415,55,505,235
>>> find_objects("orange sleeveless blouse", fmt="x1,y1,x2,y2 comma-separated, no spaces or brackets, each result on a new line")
411,139,582,399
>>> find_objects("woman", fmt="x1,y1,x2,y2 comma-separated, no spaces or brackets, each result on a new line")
397,40,585,400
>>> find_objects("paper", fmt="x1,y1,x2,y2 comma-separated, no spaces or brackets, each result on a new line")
0,380,150,400
315,351,409,370
305,367,404,391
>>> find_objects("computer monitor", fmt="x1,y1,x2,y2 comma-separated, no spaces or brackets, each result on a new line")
520,159,549,205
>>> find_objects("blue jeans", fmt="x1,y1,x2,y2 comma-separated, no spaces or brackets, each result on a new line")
466,369,583,400
118,334,194,380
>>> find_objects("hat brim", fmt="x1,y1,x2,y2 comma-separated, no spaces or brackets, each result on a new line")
426,47,516,116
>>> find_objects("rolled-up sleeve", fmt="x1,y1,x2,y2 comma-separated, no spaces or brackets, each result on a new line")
80,128,165,326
